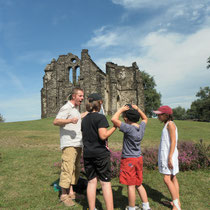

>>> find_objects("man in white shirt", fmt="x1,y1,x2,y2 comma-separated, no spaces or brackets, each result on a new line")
53,88,84,207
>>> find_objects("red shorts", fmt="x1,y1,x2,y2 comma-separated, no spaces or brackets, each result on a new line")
119,156,143,186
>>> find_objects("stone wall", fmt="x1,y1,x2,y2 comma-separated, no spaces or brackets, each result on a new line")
41,49,144,118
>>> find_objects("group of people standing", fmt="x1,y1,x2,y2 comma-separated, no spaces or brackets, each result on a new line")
53,88,181,210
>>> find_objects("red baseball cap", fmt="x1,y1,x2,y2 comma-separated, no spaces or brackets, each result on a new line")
153,105,173,115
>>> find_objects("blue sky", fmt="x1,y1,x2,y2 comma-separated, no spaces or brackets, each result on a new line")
0,0,210,122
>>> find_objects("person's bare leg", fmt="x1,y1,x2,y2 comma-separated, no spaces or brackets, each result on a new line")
171,175,181,207
136,185,148,203
68,185,74,196
87,177,97,210
127,185,136,207
136,185,151,210
163,175,180,210
100,180,114,210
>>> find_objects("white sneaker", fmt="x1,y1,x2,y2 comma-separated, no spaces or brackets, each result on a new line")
125,206,141,210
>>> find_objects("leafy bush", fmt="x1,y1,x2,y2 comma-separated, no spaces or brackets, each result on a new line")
172,106,187,120
110,150,121,177
141,141,210,171
53,141,210,179
195,139,210,168
142,147,158,170
178,140,210,171
178,141,200,170
0,114,5,123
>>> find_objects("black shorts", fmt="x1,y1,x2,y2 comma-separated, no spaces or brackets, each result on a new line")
84,155,111,182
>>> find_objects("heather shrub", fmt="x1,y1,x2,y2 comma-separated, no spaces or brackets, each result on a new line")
178,141,199,170
110,150,121,177
142,147,158,170
141,141,210,171
178,140,209,171
53,141,209,179
194,139,210,168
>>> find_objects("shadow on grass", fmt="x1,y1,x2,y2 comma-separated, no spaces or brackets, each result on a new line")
112,185,128,209
143,183,172,209
96,185,127,209
50,180,172,209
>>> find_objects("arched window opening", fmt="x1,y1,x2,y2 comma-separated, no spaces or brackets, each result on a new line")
76,67,80,82
117,95,120,110
117,95,120,102
71,58,77,64
69,67,73,83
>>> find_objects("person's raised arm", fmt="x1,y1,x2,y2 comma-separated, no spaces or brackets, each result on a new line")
111,105,129,128
132,105,148,124
98,127,116,140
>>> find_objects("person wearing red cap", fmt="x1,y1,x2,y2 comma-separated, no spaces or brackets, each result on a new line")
153,106,181,210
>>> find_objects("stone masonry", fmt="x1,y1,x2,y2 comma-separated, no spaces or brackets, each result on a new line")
41,49,144,118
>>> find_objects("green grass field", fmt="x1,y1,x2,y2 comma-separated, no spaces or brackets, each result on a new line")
0,117,209,209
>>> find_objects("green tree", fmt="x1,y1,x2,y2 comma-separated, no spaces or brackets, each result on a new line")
207,57,210,69
187,87,210,122
141,71,161,117
0,114,5,123
172,106,187,120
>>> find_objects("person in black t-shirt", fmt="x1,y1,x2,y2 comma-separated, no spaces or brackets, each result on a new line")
81,93,116,210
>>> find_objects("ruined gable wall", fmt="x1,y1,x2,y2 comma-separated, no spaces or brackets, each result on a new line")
41,50,144,118
106,62,144,115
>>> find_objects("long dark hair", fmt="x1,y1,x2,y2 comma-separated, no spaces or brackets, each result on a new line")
86,99,101,112
163,114,174,123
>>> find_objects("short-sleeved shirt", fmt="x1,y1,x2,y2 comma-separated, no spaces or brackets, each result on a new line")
81,112,109,158
56,101,82,150
120,121,146,158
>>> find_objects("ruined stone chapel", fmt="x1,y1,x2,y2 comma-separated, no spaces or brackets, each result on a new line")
41,49,145,118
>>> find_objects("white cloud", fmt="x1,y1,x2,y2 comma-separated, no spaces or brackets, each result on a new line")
112,0,210,34
112,0,210,11
112,0,169,9
135,28,210,107
85,26,124,48
88,25,210,109
139,28,210,81
86,32,118,48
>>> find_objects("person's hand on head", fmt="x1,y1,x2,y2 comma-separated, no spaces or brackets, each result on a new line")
132,105,138,110
120,105,130,112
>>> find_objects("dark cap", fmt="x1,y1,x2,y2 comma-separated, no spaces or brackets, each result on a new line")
87,93,102,102
124,104,140,123
125,104,132,109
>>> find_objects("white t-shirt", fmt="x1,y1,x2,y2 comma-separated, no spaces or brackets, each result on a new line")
56,101,82,150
